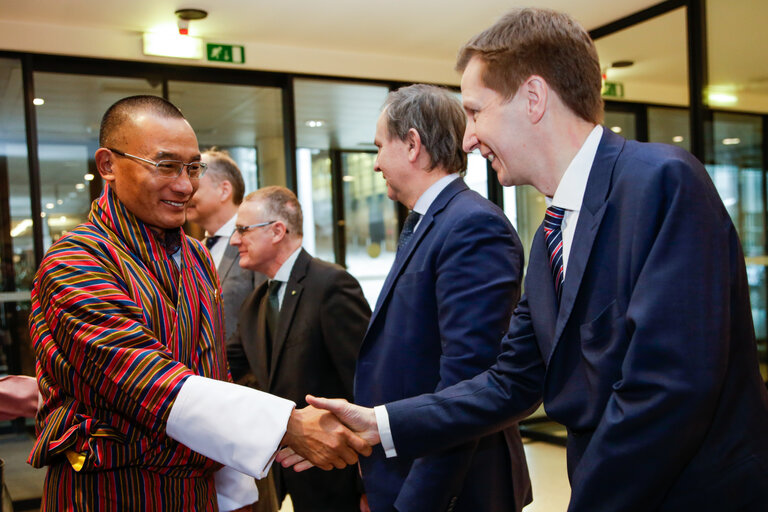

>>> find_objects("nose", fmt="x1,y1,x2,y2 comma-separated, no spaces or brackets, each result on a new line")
463,123,479,153
230,231,241,246
373,153,382,173
172,171,195,196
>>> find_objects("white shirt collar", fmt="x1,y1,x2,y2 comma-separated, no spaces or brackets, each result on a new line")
412,173,460,216
548,125,603,211
273,246,302,283
206,213,238,239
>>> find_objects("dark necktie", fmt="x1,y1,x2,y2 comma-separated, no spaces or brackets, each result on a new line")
397,211,421,252
543,206,566,303
204,235,221,250
265,279,282,369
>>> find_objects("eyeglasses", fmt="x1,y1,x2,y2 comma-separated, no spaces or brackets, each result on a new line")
234,220,277,234
107,148,208,179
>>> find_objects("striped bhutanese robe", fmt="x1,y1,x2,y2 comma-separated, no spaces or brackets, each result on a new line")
28,185,228,510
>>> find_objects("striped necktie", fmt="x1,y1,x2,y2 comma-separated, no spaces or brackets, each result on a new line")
543,206,566,302
397,211,421,252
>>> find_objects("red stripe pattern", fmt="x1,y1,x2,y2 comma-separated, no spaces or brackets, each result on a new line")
28,185,227,510
543,205,566,303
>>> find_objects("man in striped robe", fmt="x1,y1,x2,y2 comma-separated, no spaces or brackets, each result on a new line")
28,95,369,511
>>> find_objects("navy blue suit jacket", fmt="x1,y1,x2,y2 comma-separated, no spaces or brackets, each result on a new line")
355,178,532,512
385,130,768,511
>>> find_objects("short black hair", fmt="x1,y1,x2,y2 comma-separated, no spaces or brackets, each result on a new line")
99,95,185,148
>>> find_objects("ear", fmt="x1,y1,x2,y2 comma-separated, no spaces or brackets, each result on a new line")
219,179,233,202
524,75,548,124
406,128,423,163
94,148,116,183
271,220,289,243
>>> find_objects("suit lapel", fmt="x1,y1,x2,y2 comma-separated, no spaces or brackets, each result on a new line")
268,249,308,387
367,179,469,336
527,227,559,358
217,242,238,280
248,284,270,388
547,129,625,364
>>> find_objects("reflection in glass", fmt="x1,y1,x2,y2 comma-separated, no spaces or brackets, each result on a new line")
706,112,765,343
169,81,285,190
34,73,161,251
0,58,34,375
648,107,690,151
342,152,397,306
603,110,637,141
297,148,334,263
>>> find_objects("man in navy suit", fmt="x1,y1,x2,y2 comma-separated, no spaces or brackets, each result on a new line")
354,84,530,512
296,7,768,511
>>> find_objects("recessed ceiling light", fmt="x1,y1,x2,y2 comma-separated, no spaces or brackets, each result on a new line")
610,126,622,134
722,138,741,145
33,98,45,106
75,183,86,190
342,175,354,182
305,120,325,128
45,202,54,209
673,136,684,143
84,173,95,181
709,92,737,106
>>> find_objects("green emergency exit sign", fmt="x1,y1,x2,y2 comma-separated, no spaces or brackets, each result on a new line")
206,43,245,64
602,81,624,98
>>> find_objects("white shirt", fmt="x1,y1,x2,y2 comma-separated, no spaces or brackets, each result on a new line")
270,246,303,309
206,214,237,269
411,173,461,231
376,125,604,458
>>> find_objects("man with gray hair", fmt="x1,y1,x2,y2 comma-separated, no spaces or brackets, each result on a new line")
351,84,530,512
227,186,370,512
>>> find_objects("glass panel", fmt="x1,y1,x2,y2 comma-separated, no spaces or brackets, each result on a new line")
465,152,488,198
294,78,390,275
0,58,34,376
594,8,688,107
647,107,690,151
33,73,161,251
341,152,397,306
603,110,636,141
297,148,334,263
706,113,765,353
169,81,284,191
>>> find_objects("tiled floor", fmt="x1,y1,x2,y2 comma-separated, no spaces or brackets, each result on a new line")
278,440,570,512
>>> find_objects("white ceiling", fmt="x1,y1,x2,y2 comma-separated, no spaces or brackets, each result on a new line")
0,0,660,61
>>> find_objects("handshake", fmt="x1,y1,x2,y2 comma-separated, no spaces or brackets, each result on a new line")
278,395,379,472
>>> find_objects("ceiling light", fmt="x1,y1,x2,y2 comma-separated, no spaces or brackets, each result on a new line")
722,138,741,145
10,219,33,238
342,175,355,182
143,32,203,59
610,126,622,134
56,199,63,205
75,183,85,191
673,136,684,143
708,92,737,106
84,173,95,181
40,212,46,218
33,98,45,106
305,120,325,128
45,202,54,209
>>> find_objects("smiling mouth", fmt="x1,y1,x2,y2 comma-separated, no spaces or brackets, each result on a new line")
162,200,185,208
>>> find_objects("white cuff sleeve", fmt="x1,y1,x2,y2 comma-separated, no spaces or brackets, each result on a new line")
215,465,259,511
374,405,397,458
166,375,295,478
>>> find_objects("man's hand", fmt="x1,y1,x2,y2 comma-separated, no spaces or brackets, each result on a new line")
280,404,372,471
306,395,381,446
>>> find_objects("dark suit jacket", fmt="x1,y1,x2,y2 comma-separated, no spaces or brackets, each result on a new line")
217,242,266,344
385,130,768,511
355,178,532,512
228,248,371,511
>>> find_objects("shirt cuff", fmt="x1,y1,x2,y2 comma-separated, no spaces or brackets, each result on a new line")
215,465,259,511
166,375,295,478
374,405,397,458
